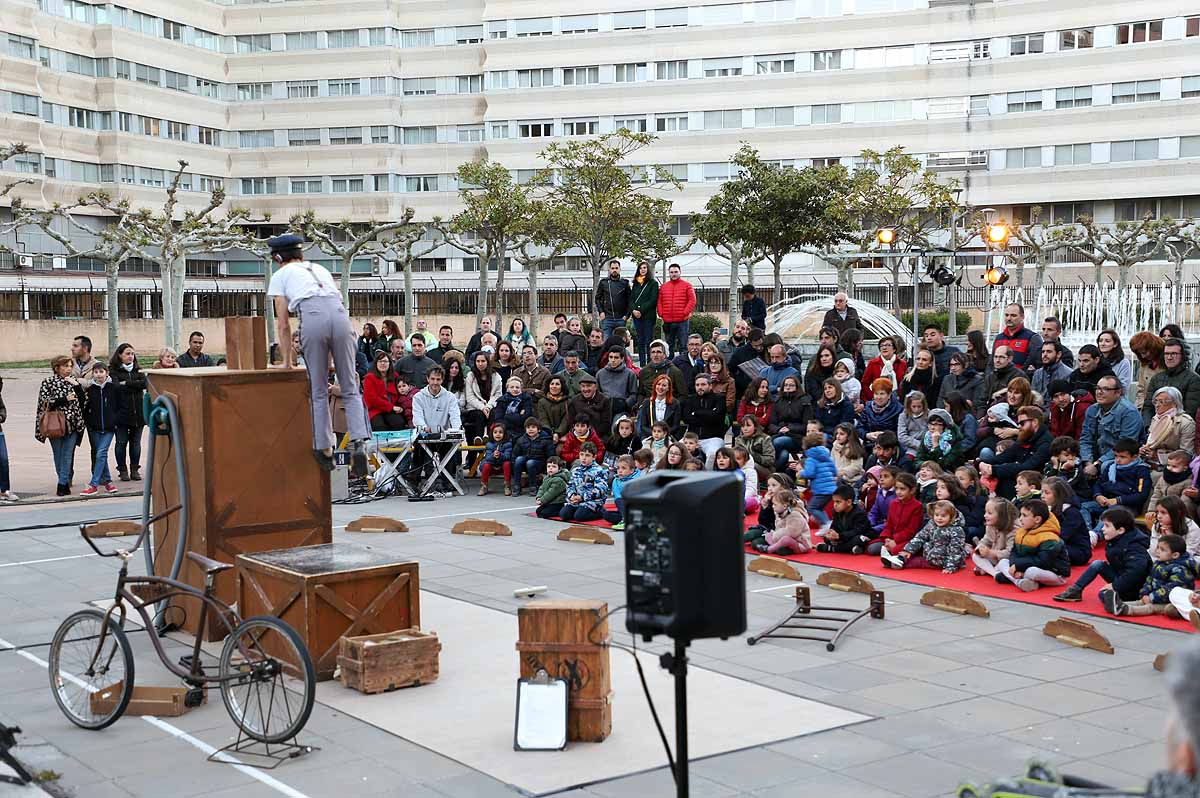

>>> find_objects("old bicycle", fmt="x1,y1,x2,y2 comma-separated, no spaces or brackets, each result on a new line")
47,506,316,744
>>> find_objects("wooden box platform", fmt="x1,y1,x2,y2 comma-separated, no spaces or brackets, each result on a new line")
337,628,441,694
236,543,420,680
90,683,205,717
516,600,612,743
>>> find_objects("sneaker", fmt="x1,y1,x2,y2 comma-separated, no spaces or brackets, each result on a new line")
2,490,18,502
612,522,625,531
80,485,99,496
1112,598,1129,616
1052,585,1084,602
752,541,769,553
1099,588,1121,615
1015,578,1038,592
850,545,864,555
349,439,368,479
815,543,831,553
880,550,904,569
104,483,119,494
477,483,489,496
503,483,512,497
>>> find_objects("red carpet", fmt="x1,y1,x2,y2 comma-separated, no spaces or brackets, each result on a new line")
530,511,761,529
748,543,1194,632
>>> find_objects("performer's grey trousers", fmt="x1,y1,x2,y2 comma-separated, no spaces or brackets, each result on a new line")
296,295,370,451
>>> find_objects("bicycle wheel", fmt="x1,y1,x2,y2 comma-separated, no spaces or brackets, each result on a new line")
48,609,135,730
219,616,315,744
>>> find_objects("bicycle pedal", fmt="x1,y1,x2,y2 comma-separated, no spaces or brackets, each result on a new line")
177,654,209,675
183,687,205,708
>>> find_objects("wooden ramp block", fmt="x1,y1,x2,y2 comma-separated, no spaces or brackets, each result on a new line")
816,569,875,594
747,556,802,581
83,520,142,538
1154,653,1169,672
346,516,409,533
451,518,512,537
920,588,990,618
1042,617,1114,655
557,526,614,545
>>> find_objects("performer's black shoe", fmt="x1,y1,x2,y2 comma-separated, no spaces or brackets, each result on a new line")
312,449,335,472
349,440,368,479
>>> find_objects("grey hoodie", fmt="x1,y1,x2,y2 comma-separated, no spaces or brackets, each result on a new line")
597,363,639,407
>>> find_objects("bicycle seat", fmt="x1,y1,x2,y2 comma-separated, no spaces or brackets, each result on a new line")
186,552,234,575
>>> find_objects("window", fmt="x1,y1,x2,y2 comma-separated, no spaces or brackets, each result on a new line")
8,34,36,59
457,75,482,93
488,71,511,89
135,64,160,86
657,60,688,80
240,177,276,195
563,118,598,136
288,128,320,147
1110,139,1159,161
1183,76,1200,99
329,127,363,145
486,22,508,40
164,71,187,92
373,174,390,191
237,83,270,101
7,152,39,173
1116,21,1163,45
1005,147,1041,168
701,4,743,25
854,46,915,68
239,130,274,148
401,29,435,47
1055,86,1092,109
370,77,393,95
1060,28,1093,49
456,125,484,142
10,93,38,116
1112,80,1160,104
198,127,218,146
969,95,990,116
754,55,795,75
855,100,911,122
332,176,365,193
290,177,323,194
518,69,554,88
655,114,688,132
369,28,388,46
703,57,742,77
519,121,553,138
236,35,271,54
562,66,599,86
1007,91,1042,113
655,7,689,27
117,112,132,132
490,123,510,139
140,117,161,137
69,107,96,129
114,60,131,80
196,80,219,99
194,30,220,51
703,109,741,129
139,168,165,187
615,116,648,133
613,11,646,30
658,164,688,183
1189,17,1200,37
972,40,990,59
402,78,436,96
371,126,391,143
1053,144,1091,165
810,104,841,124
1009,33,1044,56
702,162,735,182
285,32,317,50
755,106,794,127
615,63,648,83
514,18,552,37
167,121,188,141
813,50,841,71
562,14,599,34
326,29,360,48
1114,199,1160,221
402,126,436,144
413,258,448,272
328,79,361,97
455,25,483,44
405,175,438,192
66,53,98,76
287,80,318,99
1181,136,1200,157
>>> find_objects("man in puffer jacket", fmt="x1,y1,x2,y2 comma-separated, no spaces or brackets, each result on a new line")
656,263,696,358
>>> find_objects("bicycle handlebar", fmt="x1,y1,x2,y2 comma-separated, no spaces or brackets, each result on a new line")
80,504,182,558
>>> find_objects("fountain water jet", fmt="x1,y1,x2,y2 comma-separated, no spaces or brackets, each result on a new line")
766,294,916,353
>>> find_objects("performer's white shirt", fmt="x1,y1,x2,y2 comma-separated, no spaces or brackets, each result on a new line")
267,260,340,312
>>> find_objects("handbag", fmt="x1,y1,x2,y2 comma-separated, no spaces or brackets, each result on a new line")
39,408,68,440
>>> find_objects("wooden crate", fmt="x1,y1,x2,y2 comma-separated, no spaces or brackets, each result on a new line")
90,683,205,717
516,600,612,743
148,368,332,641
236,543,420,681
337,628,441,693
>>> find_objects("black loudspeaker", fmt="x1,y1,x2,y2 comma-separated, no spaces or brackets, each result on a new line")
622,472,747,642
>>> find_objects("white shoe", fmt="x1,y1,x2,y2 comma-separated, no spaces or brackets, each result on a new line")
4,491,18,501
880,550,904,569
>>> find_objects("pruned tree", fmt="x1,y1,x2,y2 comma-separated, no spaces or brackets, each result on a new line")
692,182,767,330
440,159,538,331
295,211,417,306
376,209,438,336
1072,214,1156,295
1153,217,1200,321
535,130,680,298
0,142,36,242
511,199,573,341
984,205,1075,292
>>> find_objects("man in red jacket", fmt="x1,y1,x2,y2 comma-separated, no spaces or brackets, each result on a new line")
656,263,697,358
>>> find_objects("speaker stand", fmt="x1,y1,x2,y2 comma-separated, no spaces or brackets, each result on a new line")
660,638,690,798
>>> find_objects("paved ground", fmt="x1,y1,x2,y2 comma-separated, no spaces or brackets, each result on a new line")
0,490,1183,798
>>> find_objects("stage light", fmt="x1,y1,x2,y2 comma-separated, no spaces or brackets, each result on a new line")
985,222,1010,246
982,264,1010,286
928,263,956,287
876,228,896,246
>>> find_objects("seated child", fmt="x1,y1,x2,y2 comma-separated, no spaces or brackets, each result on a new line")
606,417,640,462
916,408,964,471
534,457,569,519
1167,587,1200,629
559,414,606,465
955,465,988,543
1147,449,1198,518
478,422,514,496
830,423,865,486
1045,436,1093,509
1084,437,1152,529
762,488,812,556
1042,476,1092,564
834,357,861,405
971,497,1018,576
996,499,1071,592
603,454,640,530
867,472,923,556
881,499,967,573
736,415,776,484
559,442,612,522
799,432,838,527
632,448,655,476
867,465,899,536
1108,533,1199,617
934,475,971,521
1052,506,1151,603
512,417,555,495
731,446,761,514
493,376,534,436
641,421,672,465
860,466,882,518
745,473,795,547
817,484,875,554
1013,470,1042,508
916,460,944,505
1151,495,1200,558
683,458,705,471
679,432,702,463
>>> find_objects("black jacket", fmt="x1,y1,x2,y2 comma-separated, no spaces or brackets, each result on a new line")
728,342,767,394
111,364,147,427
672,353,705,396
595,276,632,318
1104,527,1153,601
990,426,1052,499
741,296,767,331
767,394,814,440
512,429,556,462
680,392,727,440
1056,505,1091,566
84,380,120,433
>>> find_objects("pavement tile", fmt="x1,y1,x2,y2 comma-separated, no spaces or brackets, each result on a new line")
853,751,987,798
1004,716,1153,760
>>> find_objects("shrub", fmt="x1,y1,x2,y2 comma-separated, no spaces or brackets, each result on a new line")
899,310,972,336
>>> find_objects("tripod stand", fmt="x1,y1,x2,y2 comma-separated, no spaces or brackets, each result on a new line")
659,638,691,798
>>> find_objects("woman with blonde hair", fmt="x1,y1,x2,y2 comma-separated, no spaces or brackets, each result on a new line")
152,347,179,369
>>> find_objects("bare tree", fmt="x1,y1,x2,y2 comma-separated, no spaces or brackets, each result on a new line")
995,205,1075,292
1073,214,1156,295
1153,217,1200,320
375,209,438,335
0,143,35,240
295,211,418,307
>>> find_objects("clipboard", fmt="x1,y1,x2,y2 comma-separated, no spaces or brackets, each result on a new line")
513,669,569,751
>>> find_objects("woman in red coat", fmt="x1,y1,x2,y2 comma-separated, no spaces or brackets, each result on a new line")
362,351,407,431
861,335,907,407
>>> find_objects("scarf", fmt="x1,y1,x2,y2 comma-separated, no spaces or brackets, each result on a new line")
121,362,134,372
878,354,897,382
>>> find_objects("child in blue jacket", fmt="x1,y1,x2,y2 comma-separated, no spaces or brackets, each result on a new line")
603,454,641,529
478,422,514,496
492,377,534,436
799,432,838,527
1088,438,1152,528
1109,533,1199,617
560,442,611,523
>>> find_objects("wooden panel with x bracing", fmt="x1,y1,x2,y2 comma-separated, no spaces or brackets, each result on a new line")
312,572,416,673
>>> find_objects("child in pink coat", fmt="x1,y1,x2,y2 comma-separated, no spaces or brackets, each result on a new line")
766,488,812,555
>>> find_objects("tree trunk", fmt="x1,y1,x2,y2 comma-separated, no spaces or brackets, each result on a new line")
727,249,741,331
403,256,415,337
1034,252,1049,297
494,239,508,332
340,253,352,307
891,260,903,320
263,255,276,346
105,258,120,353
1013,257,1026,291
475,245,490,330
590,253,604,313
1093,258,1105,289
161,252,187,352
772,255,783,303
528,259,541,340
1175,254,1185,322
745,258,755,287
1117,263,1130,297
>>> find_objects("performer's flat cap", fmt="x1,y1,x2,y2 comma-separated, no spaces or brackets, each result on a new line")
267,234,305,251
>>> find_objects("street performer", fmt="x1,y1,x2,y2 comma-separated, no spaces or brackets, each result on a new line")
266,234,369,477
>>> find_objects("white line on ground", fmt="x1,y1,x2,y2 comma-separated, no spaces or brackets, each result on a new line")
751,583,804,593
332,503,537,529
0,553,99,568
0,634,311,798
